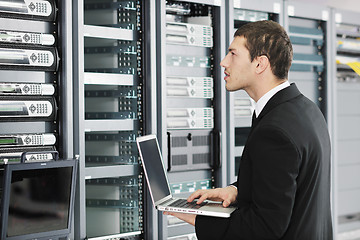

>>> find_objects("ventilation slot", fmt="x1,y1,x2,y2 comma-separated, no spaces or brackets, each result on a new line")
171,137,187,147
172,155,187,165
192,136,209,146
193,153,209,164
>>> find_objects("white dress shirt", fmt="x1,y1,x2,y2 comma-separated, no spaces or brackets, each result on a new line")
254,81,290,117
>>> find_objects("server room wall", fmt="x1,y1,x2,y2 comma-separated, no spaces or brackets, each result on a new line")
1,0,360,240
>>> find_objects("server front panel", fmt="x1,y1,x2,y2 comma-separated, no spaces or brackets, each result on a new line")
157,1,224,239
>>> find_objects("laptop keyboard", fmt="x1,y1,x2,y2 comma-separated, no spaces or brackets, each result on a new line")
168,199,207,209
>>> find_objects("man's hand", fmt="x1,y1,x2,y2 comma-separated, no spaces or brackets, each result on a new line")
163,212,196,226
187,186,238,207
163,186,237,226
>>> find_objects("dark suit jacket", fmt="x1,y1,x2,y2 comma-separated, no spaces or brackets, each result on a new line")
195,83,333,240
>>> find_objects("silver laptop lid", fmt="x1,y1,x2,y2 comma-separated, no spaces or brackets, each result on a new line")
136,134,173,207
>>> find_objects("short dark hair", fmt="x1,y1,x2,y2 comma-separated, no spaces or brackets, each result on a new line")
234,20,293,80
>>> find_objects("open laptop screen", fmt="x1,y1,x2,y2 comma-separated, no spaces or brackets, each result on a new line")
137,136,171,204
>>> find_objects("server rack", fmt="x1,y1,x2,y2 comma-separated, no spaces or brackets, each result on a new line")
284,0,335,235
0,0,74,238
284,0,331,118
73,0,153,239
332,9,360,239
225,0,283,184
155,1,225,239
0,0,62,163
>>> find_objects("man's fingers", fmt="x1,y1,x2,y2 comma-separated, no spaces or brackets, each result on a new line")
222,199,230,207
187,188,236,205
197,193,210,204
188,189,222,203
187,190,204,202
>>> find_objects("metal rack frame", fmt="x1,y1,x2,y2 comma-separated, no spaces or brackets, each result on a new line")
72,0,155,239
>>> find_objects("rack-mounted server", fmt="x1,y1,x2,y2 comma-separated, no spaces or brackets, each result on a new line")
0,0,60,165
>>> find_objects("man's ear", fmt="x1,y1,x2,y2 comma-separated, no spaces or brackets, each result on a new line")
255,55,270,74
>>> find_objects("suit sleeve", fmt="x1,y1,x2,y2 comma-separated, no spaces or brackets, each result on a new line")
195,125,301,240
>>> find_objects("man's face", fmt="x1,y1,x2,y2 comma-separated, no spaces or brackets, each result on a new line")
220,36,255,92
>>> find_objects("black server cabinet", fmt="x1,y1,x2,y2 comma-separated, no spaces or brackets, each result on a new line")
0,0,61,164
0,0,74,239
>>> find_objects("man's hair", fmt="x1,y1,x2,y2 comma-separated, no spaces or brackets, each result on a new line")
234,20,293,80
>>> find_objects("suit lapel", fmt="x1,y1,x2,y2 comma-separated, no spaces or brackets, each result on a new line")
255,83,302,124
247,83,301,138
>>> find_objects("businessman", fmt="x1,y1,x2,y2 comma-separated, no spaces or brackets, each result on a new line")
164,20,333,239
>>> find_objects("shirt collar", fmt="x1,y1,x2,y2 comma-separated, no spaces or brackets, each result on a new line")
254,81,290,117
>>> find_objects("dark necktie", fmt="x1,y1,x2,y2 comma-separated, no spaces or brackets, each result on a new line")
251,111,258,128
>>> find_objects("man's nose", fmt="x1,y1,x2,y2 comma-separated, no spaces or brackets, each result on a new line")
220,54,228,68
220,56,227,68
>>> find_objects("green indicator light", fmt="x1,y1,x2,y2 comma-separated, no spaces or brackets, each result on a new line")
0,138,17,144
0,85,15,92
0,105,23,111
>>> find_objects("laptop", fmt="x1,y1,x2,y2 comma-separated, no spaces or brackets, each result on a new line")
136,134,236,218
